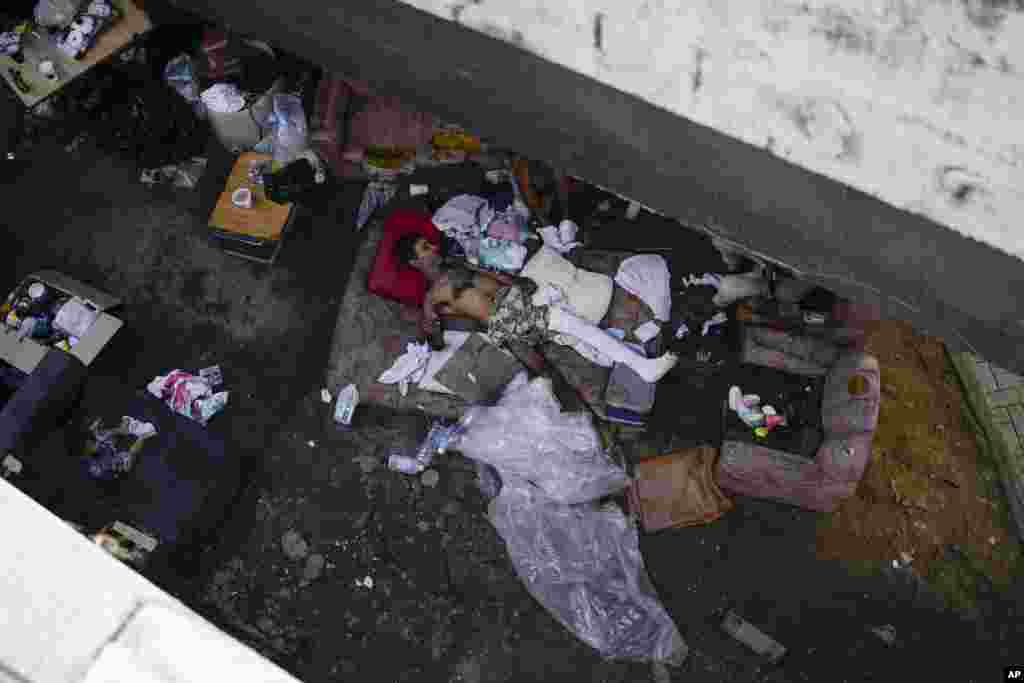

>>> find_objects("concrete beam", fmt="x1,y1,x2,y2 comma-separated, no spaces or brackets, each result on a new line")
172,0,1024,373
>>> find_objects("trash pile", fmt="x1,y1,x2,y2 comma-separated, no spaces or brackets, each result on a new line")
1,278,96,352
146,367,229,426
81,416,157,481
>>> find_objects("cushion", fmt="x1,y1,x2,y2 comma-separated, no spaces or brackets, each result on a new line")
367,207,440,308
521,246,613,324
627,446,733,531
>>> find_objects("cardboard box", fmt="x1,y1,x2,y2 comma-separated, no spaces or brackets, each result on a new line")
0,271,123,374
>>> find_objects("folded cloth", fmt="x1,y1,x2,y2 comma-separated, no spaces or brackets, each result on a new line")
615,254,671,322
200,83,245,114
55,299,99,338
377,341,431,397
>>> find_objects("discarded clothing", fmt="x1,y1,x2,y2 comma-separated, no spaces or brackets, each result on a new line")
489,482,688,663
82,416,157,481
377,341,430,397
146,370,229,426
615,254,671,322
200,83,246,114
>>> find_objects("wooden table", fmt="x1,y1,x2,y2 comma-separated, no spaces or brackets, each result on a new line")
208,152,297,265
0,0,152,109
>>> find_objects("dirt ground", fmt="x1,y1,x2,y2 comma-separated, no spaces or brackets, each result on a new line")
816,320,1023,614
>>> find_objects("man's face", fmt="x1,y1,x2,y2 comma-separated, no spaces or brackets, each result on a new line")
412,238,440,271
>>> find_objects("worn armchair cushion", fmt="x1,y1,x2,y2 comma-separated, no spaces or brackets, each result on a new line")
717,350,881,512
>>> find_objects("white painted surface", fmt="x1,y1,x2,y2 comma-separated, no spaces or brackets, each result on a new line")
0,481,298,683
402,0,1024,260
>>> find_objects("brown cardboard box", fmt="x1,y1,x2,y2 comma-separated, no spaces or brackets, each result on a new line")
0,271,123,374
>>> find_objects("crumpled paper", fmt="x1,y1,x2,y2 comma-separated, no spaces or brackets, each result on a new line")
146,369,228,426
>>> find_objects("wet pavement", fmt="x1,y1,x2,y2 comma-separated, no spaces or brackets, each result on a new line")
1,136,1020,682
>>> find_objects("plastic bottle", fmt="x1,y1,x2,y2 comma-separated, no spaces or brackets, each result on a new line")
387,449,424,474
333,383,359,427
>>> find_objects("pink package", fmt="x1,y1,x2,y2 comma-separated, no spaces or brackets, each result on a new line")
147,370,229,426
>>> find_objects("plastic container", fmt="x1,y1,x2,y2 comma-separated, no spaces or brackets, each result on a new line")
387,451,423,475
333,383,359,428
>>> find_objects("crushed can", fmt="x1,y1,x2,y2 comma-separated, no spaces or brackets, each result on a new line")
387,450,424,475
721,610,786,663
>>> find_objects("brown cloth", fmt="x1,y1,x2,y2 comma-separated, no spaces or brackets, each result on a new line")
627,446,733,531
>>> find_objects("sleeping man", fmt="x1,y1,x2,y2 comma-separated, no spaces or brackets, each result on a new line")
394,234,679,384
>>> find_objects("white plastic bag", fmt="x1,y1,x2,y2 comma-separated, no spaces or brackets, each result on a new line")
454,375,628,504
489,482,688,664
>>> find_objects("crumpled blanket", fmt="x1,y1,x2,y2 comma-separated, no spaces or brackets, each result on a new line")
146,370,229,426
377,341,431,397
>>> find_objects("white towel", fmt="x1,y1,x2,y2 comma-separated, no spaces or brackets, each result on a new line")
538,219,581,254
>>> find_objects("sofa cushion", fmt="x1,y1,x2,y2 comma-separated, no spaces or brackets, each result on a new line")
367,207,440,308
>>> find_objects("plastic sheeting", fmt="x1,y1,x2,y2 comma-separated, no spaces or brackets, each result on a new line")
489,482,688,664
455,375,627,504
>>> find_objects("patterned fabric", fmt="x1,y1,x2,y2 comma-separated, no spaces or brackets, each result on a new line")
487,286,550,348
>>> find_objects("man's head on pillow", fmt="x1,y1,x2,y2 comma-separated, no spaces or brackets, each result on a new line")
394,234,442,281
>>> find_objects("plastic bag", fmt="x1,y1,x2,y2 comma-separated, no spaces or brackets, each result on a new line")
267,94,309,166
454,375,628,504
489,482,688,664
34,0,81,28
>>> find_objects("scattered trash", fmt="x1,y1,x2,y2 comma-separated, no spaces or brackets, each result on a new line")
231,187,253,209
303,553,326,581
140,157,207,189
387,449,423,475
281,530,309,560
146,370,229,426
409,184,429,196
164,54,205,117
378,341,430,397
201,83,246,114
680,273,721,289
307,440,316,448
81,417,157,481
354,575,374,589
421,469,440,488
899,551,914,565
54,298,98,338
625,200,642,221
454,375,628,504
320,388,333,404
721,610,786,663
674,322,690,339
701,312,728,336
869,624,897,646
198,364,223,388
414,421,462,469
334,384,359,427
489,482,688,664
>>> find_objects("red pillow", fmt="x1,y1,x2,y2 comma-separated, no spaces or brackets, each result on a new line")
368,208,441,308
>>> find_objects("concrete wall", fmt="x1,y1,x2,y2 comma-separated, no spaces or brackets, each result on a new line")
402,0,1024,261
0,481,298,683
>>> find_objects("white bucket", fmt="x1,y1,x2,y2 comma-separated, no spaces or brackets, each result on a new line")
206,41,283,153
